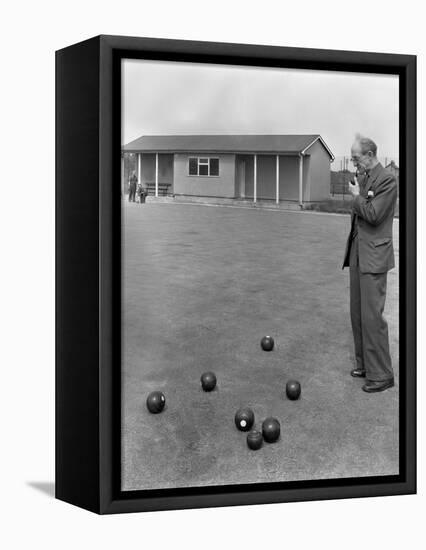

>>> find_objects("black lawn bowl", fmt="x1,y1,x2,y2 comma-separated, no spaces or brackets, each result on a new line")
286,380,301,400
146,391,166,414
235,408,255,432
260,335,274,351
262,417,281,443
200,371,217,392
247,430,263,450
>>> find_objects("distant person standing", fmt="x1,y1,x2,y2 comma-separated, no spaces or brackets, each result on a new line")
128,171,138,202
342,135,397,393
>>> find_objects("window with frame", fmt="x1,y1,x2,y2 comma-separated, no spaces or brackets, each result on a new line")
188,157,220,177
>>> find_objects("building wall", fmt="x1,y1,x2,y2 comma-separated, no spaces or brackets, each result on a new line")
303,155,310,202
137,147,330,201
304,140,331,201
257,155,277,199
235,155,256,199
237,155,302,201
173,153,236,197
279,156,301,201
139,153,174,186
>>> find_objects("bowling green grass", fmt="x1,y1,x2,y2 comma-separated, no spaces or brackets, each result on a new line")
122,202,399,491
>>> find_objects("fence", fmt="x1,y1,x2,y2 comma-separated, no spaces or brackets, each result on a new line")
333,156,399,172
331,156,399,198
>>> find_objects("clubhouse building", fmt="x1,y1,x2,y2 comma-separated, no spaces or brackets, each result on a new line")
122,134,335,205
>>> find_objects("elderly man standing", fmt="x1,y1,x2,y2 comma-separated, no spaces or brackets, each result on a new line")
343,135,398,393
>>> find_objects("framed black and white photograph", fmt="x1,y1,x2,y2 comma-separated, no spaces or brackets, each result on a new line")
56,35,416,514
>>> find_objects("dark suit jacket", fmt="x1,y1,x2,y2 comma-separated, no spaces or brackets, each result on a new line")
342,163,397,273
129,174,138,190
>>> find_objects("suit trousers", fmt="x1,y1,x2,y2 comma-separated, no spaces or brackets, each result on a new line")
349,235,393,381
128,186,136,202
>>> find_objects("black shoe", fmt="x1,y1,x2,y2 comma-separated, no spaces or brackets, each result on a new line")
351,368,366,378
362,379,394,393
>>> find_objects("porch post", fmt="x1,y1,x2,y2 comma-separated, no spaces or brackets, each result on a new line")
138,153,141,186
253,154,257,203
155,153,159,197
299,154,304,207
276,154,280,204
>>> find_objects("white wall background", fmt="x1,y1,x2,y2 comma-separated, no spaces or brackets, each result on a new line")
0,1,423,548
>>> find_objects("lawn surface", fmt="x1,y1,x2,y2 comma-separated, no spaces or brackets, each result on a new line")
122,202,399,491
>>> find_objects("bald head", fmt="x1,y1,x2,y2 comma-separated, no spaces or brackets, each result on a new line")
354,135,378,156
351,135,379,172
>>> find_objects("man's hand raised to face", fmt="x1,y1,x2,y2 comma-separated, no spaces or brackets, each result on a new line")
348,175,360,196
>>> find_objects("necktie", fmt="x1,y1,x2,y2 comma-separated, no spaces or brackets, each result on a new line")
363,172,370,190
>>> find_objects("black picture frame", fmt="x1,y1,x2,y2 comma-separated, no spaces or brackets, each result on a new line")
55,35,416,514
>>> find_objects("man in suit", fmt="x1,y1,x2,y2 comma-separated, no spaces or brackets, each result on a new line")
128,171,138,202
343,135,397,393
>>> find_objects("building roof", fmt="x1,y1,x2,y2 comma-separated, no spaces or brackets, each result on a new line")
123,134,334,159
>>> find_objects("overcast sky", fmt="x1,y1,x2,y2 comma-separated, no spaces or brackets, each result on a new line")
122,59,399,158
